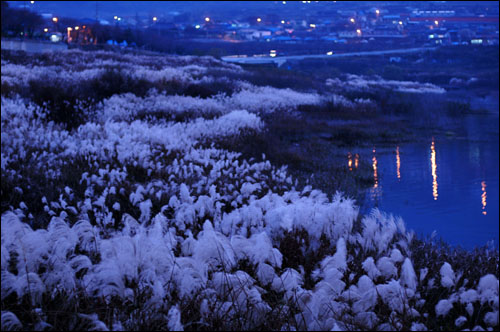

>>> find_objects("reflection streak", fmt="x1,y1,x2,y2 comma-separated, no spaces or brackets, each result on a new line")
431,139,438,200
373,148,378,188
348,152,353,171
354,153,359,169
481,181,487,215
396,146,401,180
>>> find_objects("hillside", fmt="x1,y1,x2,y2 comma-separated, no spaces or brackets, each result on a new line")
1,49,498,331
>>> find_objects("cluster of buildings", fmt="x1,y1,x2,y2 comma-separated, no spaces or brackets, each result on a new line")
8,1,499,53
180,4,499,48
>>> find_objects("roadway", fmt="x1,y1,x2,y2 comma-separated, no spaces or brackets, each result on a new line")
221,47,437,66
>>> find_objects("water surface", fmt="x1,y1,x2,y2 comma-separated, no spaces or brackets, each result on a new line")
360,114,499,249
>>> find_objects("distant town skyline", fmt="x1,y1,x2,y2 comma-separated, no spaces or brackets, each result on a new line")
9,1,499,22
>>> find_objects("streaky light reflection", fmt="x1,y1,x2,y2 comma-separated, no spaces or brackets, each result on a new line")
354,153,359,169
431,138,438,200
372,148,378,188
348,152,353,171
396,146,401,180
481,181,487,215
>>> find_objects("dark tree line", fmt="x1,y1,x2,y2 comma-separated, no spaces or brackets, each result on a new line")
1,1,44,38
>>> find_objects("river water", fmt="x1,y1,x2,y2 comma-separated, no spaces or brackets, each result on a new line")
360,114,499,249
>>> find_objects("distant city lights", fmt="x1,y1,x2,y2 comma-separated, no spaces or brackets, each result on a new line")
75,26,79,30
281,20,285,24
195,24,201,29
52,17,58,22
257,18,262,22
326,51,333,55
356,29,362,34
375,9,380,15
43,28,48,32
350,18,355,23
270,50,277,57
309,23,316,28
399,21,403,25
205,17,210,22
282,1,286,3
153,17,158,21
434,20,439,25
114,16,118,20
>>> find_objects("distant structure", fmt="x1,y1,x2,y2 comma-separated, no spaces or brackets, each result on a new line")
67,26,97,45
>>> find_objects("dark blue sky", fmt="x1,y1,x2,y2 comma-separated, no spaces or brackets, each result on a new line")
9,1,497,23
10,1,279,20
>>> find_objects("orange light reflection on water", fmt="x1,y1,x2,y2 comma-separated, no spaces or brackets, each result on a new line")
373,148,378,188
354,153,359,169
481,181,487,215
348,152,353,171
396,146,401,180
431,139,438,200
